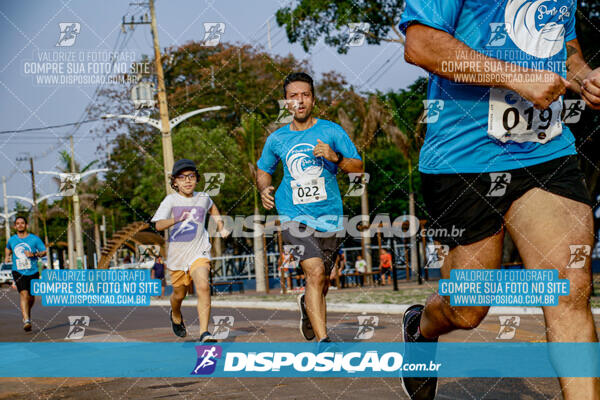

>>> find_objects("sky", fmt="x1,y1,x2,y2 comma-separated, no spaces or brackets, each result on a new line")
0,0,425,211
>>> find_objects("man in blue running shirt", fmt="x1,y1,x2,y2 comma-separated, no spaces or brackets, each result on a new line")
257,72,363,343
398,1,600,399
5,216,46,332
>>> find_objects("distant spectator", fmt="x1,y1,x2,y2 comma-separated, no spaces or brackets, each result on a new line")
354,255,367,287
151,256,166,298
379,249,392,286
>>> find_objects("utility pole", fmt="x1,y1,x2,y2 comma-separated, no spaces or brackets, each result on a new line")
2,177,14,244
149,0,175,194
70,136,84,268
28,158,38,235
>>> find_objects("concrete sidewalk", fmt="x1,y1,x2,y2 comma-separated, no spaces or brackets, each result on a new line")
149,298,600,315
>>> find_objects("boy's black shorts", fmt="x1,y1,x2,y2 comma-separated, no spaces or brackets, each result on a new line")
421,155,592,249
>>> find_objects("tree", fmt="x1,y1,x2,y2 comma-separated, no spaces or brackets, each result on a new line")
233,114,274,292
335,92,395,276
275,0,405,53
163,43,310,125
49,150,98,268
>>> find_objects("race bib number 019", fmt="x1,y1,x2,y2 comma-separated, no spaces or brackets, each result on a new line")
291,177,327,205
16,257,31,270
488,88,562,144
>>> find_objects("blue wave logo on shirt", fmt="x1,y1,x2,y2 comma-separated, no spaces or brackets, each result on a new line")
13,243,32,260
505,0,572,58
285,143,323,180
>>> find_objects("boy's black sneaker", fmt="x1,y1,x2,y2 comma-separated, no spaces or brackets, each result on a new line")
199,331,217,342
401,304,438,400
169,309,187,338
297,294,315,341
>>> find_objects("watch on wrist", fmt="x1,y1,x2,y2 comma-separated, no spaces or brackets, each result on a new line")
334,151,344,165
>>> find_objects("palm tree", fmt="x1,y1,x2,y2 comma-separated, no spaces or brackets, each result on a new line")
381,89,426,281
336,93,387,279
51,150,98,268
233,114,272,292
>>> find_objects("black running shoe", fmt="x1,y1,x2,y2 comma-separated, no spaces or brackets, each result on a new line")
297,294,315,341
23,320,32,332
169,309,187,338
199,331,217,342
401,304,438,400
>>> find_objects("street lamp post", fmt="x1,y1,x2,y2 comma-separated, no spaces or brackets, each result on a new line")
102,105,226,188
39,168,108,269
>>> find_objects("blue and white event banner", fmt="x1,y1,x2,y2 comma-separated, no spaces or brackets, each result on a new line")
30,269,161,306
0,343,598,378
438,269,569,306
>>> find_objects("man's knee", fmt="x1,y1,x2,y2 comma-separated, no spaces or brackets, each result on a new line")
558,275,592,310
305,271,325,287
447,306,489,330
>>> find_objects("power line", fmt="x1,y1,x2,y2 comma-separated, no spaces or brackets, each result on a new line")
0,119,102,135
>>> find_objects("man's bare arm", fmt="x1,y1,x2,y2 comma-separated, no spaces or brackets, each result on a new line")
256,169,275,210
404,24,569,109
338,158,363,174
5,249,11,264
566,38,600,110
313,139,363,174
565,39,592,94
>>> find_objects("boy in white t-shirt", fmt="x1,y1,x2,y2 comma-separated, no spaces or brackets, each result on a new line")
152,159,227,342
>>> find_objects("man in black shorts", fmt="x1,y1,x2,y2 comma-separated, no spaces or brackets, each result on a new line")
399,0,600,398
257,72,363,342
5,216,47,332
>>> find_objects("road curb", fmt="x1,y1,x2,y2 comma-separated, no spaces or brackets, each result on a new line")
149,299,600,315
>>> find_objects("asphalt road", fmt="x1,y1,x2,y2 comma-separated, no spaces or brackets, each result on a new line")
1,287,598,399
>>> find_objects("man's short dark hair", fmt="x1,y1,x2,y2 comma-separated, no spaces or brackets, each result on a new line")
283,72,314,98
14,216,27,225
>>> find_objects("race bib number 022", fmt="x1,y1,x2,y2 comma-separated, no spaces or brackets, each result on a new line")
16,257,31,270
291,177,327,205
488,88,562,144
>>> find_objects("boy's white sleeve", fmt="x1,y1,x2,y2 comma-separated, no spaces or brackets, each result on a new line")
151,196,173,222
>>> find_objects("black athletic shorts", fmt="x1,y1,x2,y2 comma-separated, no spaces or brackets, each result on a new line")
280,222,342,275
12,270,40,293
421,155,592,248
